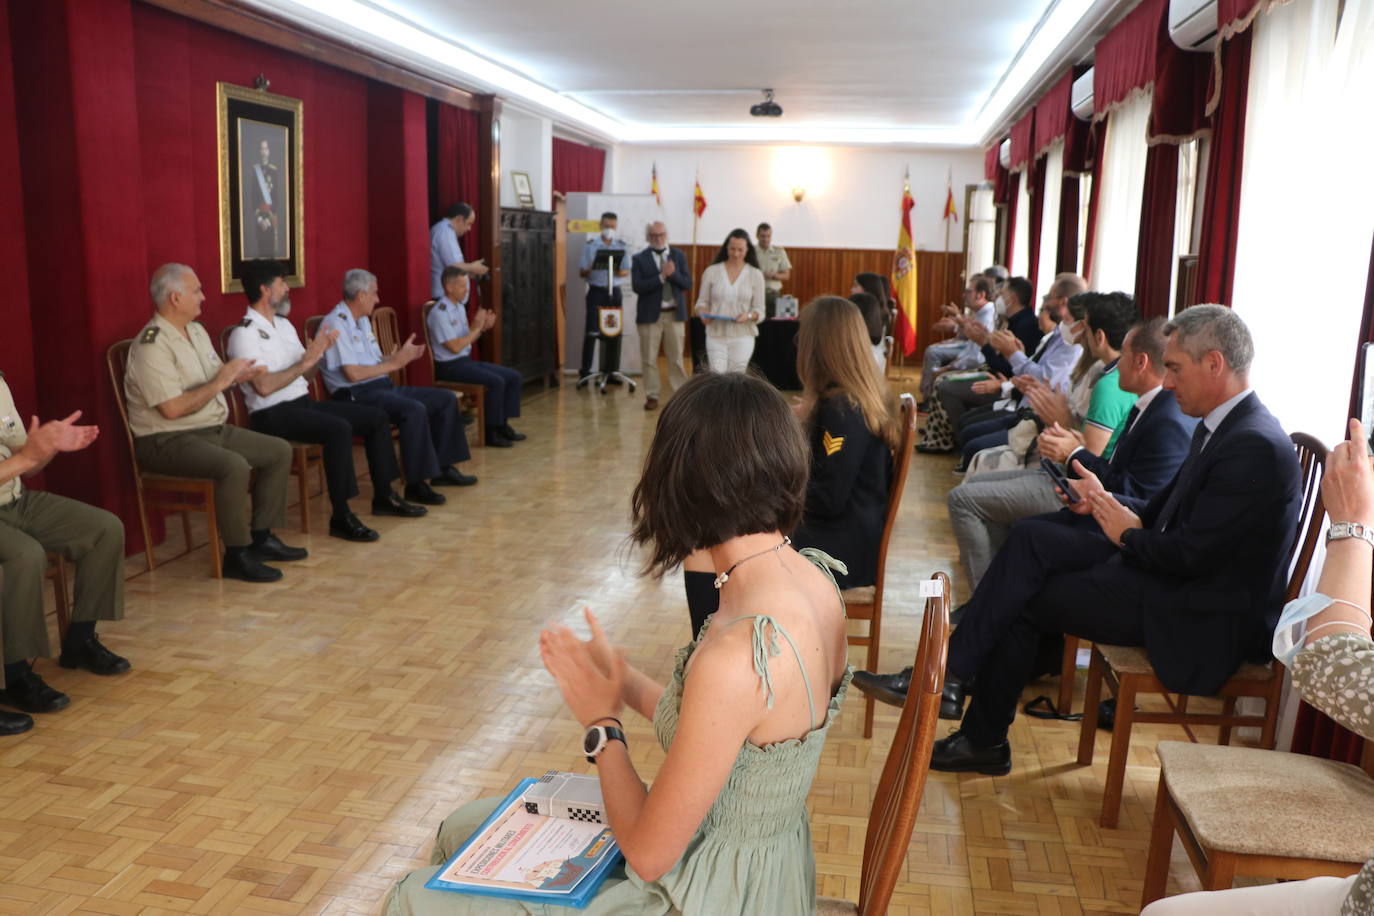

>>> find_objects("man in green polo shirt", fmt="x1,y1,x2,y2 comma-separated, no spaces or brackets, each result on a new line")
755,223,791,317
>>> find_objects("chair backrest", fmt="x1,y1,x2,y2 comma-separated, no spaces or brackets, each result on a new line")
1284,433,1329,601
858,571,951,915
302,314,323,344
420,300,440,379
370,306,406,386
212,324,247,426
871,394,919,598
106,340,145,481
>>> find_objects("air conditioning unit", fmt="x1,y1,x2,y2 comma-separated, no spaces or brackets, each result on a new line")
1071,68,1094,120
999,138,1011,169
1169,0,1218,51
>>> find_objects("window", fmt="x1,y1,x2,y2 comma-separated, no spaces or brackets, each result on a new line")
965,185,996,277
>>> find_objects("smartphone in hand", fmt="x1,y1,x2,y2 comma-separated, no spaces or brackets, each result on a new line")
1040,456,1079,504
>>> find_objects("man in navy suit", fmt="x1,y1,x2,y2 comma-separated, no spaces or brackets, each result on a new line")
631,221,692,411
928,306,1299,774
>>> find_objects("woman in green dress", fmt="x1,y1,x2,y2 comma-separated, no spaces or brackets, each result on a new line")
386,371,852,915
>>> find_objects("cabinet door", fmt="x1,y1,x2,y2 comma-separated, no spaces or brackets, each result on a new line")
499,209,555,380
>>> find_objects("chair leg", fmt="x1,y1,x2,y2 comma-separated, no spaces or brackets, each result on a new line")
136,490,157,572
51,557,71,639
1259,699,1278,750
863,614,881,739
475,398,486,447
295,449,311,535
1099,676,1138,829
1140,772,1174,907
181,510,193,553
1202,851,1237,891
1077,650,1105,766
1218,696,1236,746
206,494,222,579
1059,636,1079,716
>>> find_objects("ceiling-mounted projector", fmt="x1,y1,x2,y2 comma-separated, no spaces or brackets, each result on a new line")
750,89,783,117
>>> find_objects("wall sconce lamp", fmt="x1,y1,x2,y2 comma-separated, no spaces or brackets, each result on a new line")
791,186,806,203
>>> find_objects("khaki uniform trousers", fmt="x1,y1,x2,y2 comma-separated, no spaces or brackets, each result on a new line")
0,490,125,664
134,424,291,549
637,311,688,400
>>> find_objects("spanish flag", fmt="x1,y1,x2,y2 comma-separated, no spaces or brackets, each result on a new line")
892,179,919,356
693,179,707,219
944,185,958,223
651,163,661,207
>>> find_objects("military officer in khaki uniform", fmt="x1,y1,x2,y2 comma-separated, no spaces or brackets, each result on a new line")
0,372,128,735
125,263,303,583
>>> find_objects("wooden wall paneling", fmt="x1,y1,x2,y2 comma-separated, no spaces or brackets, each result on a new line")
683,246,964,359
138,0,480,109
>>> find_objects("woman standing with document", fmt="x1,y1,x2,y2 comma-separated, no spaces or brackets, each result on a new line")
386,372,852,915
694,229,766,373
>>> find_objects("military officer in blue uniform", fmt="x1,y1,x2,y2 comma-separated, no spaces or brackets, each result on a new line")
320,269,475,505
577,211,633,380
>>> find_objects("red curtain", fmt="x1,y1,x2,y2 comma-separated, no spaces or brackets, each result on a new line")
1149,5,1212,142
552,137,605,194
1004,172,1021,272
1009,109,1036,172
985,145,1000,182
1134,144,1179,316
1081,120,1108,284
434,103,486,354
1033,71,1075,157
1057,175,1081,275
1026,157,1048,295
1194,30,1252,306
1094,0,1166,116
993,143,1013,206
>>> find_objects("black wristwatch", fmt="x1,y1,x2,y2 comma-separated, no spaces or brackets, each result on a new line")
583,724,626,763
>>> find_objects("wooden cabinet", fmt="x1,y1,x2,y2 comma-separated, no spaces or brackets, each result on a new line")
499,208,556,383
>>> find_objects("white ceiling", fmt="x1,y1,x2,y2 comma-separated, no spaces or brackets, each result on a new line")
249,0,1129,145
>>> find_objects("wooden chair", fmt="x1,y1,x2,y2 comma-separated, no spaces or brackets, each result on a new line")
420,300,487,446
302,315,326,400
45,553,71,639
1141,738,1374,906
818,572,951,915
370,305,479,446
216,324,326,534
107,340,222,578
843,393,918,738
1076,433,1329,828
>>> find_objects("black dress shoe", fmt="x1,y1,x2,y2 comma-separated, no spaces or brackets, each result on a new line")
431,467,478,487
498,424,526,441
404,482,447,505
461,413,475,426
329,512,380,542
851,667,911,708
949,602,971,627
484,428,514,448
250,532,308,562
940,676,969,720
0,667,71,714
58,635,131,676
223,548,284,583
372,491,427,518
0,710,33,735
930,732,1011,775
1098,697,1119,731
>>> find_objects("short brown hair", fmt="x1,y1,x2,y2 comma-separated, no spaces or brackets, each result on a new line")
630,373,808,577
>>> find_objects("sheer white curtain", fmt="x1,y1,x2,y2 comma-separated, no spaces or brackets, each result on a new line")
1089,92,1150,292
1037,141,1065,294
966,186,996,276
1168,138,1200,315
1012,169,1031,276
1231,0,1374,444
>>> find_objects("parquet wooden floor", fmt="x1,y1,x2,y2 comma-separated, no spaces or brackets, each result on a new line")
0,374,1233,914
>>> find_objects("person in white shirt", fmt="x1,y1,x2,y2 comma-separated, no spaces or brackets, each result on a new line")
226,261,426,542
428,202,488,300
694,229,766,373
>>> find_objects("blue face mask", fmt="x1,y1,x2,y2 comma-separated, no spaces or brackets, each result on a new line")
1272,592,1368,666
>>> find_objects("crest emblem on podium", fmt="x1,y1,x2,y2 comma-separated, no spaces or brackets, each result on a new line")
598,308,622,338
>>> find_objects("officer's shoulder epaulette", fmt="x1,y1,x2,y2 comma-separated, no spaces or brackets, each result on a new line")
239,317,253,328
140,326,160,344
438,302,447,311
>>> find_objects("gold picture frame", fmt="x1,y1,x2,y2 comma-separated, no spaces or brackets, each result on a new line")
511,170,535,208
217,82,304,293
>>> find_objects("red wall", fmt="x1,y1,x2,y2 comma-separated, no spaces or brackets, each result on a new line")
6,0,430,552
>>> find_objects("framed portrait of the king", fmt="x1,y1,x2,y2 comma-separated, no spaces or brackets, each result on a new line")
217,82,304,293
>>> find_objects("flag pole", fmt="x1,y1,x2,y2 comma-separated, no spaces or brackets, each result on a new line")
889,166,916,383
944,165,953,322
690,167,700,284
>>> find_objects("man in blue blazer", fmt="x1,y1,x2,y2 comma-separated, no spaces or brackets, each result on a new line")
928,305,1300,774
630,221,692,410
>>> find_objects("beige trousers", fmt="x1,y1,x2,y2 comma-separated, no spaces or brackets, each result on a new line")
638,311,688,399
1140,874,1358,915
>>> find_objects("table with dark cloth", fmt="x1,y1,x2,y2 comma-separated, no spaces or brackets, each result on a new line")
689,317,801,391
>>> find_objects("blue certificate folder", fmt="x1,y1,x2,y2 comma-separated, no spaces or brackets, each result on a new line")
424,778,624,908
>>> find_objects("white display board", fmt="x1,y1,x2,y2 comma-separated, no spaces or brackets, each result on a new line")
563,192,662,376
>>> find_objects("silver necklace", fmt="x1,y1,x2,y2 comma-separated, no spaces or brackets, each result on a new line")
713,536,791,589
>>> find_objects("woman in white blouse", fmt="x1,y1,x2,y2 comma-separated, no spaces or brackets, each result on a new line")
694,229,766,373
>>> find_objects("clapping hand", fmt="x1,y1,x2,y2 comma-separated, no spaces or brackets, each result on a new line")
1323,418,1374,525
396,333,425,365
990,329,1023,357
1070,460,1141,542
962,319,990,346
1038,422,1084,464
25,411,98,458
661,258,676,279
1024,380,1072,428
971,373,1006,395
540,610,626,728
303,328,339,368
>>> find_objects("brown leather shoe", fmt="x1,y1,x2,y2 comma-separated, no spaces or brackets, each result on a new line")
644,396,659,411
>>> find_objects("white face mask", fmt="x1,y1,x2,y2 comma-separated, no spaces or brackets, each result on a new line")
994,295,1007,316
1273,593,1370,666
600,228,614,241
1058,319,1077,342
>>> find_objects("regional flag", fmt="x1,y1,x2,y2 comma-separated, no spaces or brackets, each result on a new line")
652,163,662,207
693,179,707,218
892,181,919,356
944,185,958,223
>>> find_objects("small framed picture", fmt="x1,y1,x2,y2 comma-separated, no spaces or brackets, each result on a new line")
511,170,535,208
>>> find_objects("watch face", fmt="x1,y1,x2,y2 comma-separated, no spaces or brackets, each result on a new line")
583,729,600,754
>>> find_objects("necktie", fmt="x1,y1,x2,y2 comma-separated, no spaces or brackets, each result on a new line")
1107,406,1140,470
1154,421,1209,532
